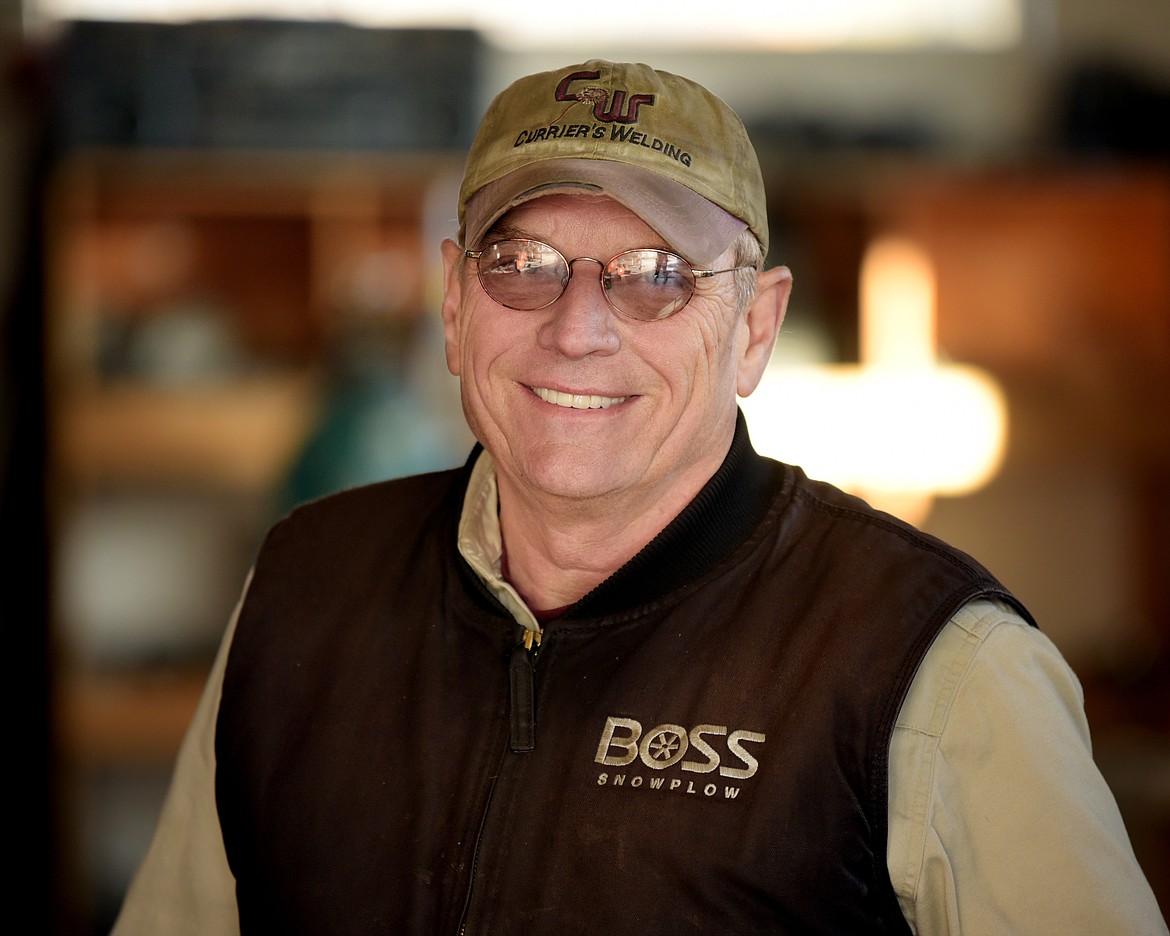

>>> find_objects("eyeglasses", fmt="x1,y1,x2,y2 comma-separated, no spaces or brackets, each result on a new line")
464,238,755,322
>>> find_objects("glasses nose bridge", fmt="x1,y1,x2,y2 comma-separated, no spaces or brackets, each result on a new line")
556,254,614,317
563,254,607,291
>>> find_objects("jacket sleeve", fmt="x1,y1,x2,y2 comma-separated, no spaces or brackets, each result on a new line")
887,598,1168,935
109,582,244,936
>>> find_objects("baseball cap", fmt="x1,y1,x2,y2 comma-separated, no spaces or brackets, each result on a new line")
458,60,768,265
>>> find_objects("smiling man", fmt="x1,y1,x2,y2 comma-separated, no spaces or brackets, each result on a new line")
113,61,1167,935
439,191,788,611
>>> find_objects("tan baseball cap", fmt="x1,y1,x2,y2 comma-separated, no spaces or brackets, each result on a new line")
458,60,768,264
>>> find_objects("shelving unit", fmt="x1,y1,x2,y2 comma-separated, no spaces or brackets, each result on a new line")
45,147,465,929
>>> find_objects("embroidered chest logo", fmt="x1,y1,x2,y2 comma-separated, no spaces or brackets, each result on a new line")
553,69,655,124
593,716,765,800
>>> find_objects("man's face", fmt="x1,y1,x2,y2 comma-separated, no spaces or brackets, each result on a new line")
441,193,753,510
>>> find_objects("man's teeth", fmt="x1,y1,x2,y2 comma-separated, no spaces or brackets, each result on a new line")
531,387,628,409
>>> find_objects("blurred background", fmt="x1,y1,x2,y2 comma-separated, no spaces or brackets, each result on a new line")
1,0,1167,931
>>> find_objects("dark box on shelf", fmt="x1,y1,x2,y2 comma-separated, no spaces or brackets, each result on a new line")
54,19,484,151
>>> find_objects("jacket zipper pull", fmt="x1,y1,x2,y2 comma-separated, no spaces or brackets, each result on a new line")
509,629,540,753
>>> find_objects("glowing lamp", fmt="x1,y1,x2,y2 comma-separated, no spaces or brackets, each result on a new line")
742,237,1008,522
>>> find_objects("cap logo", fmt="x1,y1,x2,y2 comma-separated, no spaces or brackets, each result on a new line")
553,69,655,125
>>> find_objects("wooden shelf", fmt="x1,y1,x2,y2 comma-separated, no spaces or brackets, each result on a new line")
55,374,321,490
57,665,210,768
49,148,463,219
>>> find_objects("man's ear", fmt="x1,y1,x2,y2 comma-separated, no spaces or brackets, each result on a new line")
439,238,465,377
737,265,792,397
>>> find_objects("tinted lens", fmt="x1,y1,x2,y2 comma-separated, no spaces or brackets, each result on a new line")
606,249,695,321
476,239,567,310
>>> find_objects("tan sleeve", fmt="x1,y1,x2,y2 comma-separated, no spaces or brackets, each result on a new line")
888,599,1168,935
109,583,244,936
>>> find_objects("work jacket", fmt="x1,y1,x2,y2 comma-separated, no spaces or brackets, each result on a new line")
216,419,1030,934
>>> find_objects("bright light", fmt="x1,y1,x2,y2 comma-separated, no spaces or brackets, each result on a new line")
741,364,1007,495
743,235,1009,521
29,0,1022,50
860,237,936,367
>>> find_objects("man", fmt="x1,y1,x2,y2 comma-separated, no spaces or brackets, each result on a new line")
113,60,1166,935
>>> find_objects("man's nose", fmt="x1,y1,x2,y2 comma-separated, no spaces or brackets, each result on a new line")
537,258,621,358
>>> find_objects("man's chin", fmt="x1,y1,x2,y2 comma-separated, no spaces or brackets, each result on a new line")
508,448,639,505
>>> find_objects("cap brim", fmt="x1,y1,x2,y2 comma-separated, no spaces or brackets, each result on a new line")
463,158,748,265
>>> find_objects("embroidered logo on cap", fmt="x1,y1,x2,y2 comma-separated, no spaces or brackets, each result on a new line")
514,70,690,166
553,69,655,125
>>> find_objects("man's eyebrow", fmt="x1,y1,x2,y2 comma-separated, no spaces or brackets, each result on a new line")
479,221,675,255
481,221,532,243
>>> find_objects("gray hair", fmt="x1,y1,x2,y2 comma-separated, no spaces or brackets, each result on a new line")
730,229,766,314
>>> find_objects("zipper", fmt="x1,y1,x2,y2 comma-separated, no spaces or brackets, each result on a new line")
509,627,541,752
456,760,498,936
457,627,543,934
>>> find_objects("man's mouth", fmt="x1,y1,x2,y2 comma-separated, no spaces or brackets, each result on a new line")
530,386,629,410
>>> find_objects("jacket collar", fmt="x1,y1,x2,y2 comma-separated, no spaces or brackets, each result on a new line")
457,410,783,624
570,409,783,618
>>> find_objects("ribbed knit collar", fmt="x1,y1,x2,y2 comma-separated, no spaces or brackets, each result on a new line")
457,410,784,625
